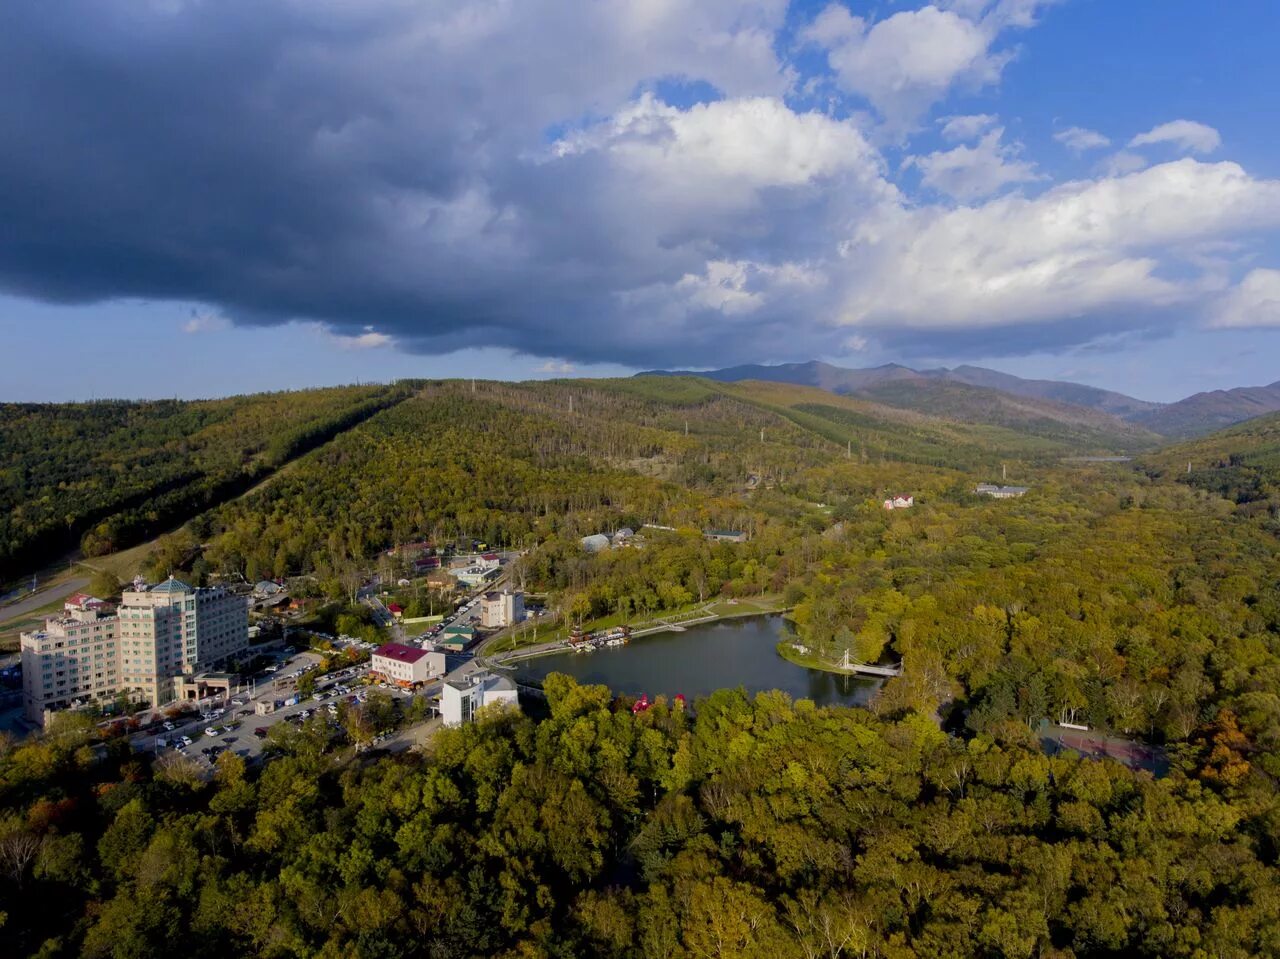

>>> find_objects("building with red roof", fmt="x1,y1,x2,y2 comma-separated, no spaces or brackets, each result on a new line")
370,642,446,686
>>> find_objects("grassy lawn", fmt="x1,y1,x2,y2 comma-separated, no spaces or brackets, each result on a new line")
776,638,842,675
76,539,159,581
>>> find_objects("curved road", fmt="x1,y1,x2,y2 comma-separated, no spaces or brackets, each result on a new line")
0,576,90,629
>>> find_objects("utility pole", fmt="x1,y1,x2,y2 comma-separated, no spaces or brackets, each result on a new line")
569,394,574,414
1002,463,1007,481
684,420,688,436
847,440,851,458
760,428,764,443
1187,460,1192,474
471,378,476,394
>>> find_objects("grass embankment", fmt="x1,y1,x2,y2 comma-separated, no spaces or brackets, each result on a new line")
486,594,789,656
776,638,844,675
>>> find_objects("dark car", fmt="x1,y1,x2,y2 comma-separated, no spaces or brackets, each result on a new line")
253,727,269,738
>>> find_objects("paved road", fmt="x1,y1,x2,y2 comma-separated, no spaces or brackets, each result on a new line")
0,576,90,628
130,649,440,771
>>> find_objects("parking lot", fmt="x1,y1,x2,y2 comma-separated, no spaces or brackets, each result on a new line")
129,649,438,770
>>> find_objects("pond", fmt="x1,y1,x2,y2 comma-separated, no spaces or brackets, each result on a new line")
512,614,880,708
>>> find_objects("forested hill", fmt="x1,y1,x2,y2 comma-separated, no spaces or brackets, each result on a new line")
186,375,1163,583
1,375,1150,585
0,384,413,581
7,377,1280,956
1141,411,1280,516
643,359,1280,439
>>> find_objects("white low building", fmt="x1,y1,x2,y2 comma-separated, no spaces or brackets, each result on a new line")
441,671,519,725
370,643,446,685
480,590,525,629
976,484,1029,498
883,494,914,510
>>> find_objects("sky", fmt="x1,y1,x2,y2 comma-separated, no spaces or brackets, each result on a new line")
2,0,1280,403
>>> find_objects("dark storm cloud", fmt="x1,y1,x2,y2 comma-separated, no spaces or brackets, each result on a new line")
2,1,1279,369
0,0,837,368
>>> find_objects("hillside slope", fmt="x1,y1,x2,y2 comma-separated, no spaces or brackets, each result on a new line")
1131,380,1280,437
641,362,1158,451
942,364,1161,417
0,384,412,581
1141,410,1280,510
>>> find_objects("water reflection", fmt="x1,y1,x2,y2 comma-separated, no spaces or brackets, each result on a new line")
513,614,879,708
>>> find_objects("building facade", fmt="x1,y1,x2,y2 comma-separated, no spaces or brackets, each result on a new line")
480,590,525,629
20,601,119,723
370,643,445,685
21,577,249,724
441,671,519,726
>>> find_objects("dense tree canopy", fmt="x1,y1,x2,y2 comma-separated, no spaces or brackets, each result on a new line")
0,384,410,579
6,376,1280,957
3,678,1279,958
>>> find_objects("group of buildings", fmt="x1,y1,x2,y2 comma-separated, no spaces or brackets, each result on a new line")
20,577,249,726
976,483,1030,498
581,528,635,552
367,642,518,727
877,486,1032,510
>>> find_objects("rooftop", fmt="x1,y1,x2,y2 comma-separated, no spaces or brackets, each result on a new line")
149,576,192,594
373,642,430,664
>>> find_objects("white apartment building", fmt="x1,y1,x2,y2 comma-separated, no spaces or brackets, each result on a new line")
21,602,119,722
441,671,519,726
22,577,249,724
480,590,525,629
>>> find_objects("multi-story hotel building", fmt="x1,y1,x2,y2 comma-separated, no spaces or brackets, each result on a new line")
21,577,249,724
20,599,120,723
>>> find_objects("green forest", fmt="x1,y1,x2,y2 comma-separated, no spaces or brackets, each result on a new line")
0,384,411,580
4,376,1280,957
2,676,1277,958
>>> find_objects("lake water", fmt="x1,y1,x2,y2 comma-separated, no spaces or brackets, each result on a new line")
512,614,880,707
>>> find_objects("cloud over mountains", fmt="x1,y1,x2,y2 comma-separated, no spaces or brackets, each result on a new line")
0,0,1278,368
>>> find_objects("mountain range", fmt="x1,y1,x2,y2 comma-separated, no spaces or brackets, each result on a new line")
640,361,1280,440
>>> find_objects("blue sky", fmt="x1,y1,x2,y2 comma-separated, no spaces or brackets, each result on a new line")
2,0,1278,403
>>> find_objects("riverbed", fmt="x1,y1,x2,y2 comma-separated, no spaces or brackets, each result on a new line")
512,614,880,707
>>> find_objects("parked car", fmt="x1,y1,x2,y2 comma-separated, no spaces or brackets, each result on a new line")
180,736,193,747
205,727,219,737
162,720,175,731
254,727,269,738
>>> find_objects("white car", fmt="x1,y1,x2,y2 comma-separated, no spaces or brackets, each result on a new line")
162,720,175,731
180,736,194,747
205,726,219,737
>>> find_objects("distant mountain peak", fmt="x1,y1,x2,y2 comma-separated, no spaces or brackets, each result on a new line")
638,361,1280,438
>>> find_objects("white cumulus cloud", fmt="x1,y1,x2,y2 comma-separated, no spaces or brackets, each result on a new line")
1053,125,1110,152
939,113,999,142
805,2,1054,128
1210,269,1280,328
835,160,1280,336
907,127,1042,200
1129,120,1222,155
